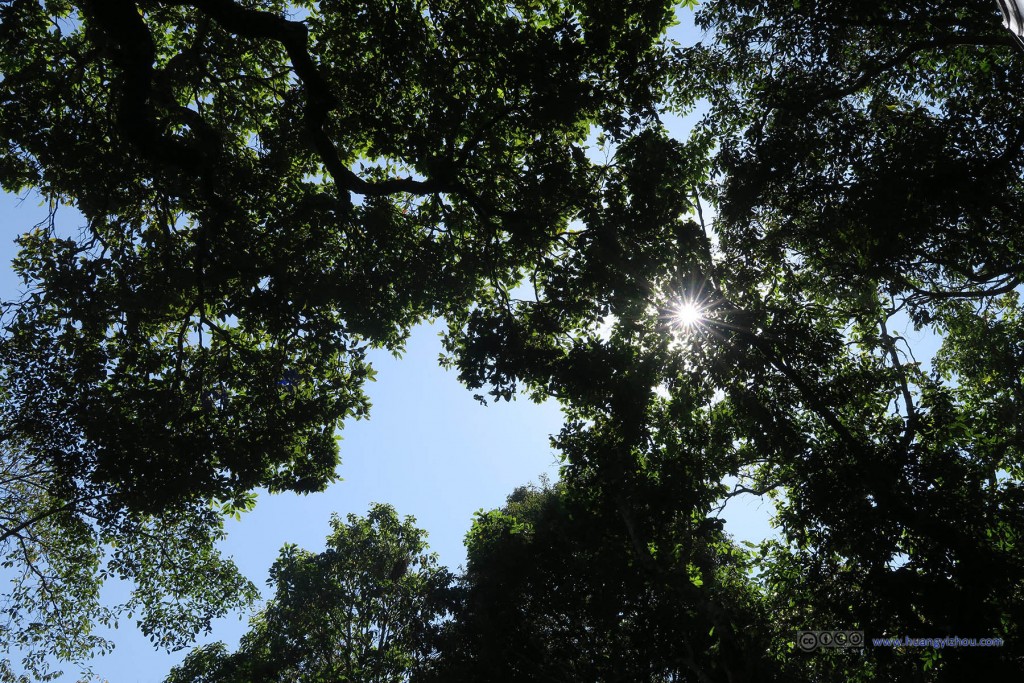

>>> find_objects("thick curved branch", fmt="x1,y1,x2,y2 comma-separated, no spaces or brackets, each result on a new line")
81,0,210,171
163,0,453,200
83,0,454,204
703,285,860,446
746,333,859,445
824,34,1014,102
879,316,918,454
909,277,1021,302
765,32,1016,112
0,495,94,544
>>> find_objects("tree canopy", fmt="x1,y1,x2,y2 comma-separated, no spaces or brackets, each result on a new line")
1,0,1023,680
162,504,451,683
426,481,779,682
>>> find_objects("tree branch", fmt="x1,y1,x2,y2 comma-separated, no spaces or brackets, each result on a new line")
0,495,94,545
163,0,453,201
879,316,918,455
80,0,210,171
825,34,1014,101
909,277,1021,302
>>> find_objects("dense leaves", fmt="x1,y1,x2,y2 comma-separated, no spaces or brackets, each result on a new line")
162,504,452,683
0,455,257,681
427,482,782,683
0,0,674,516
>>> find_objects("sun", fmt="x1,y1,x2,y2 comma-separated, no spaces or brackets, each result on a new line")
670,300,705,329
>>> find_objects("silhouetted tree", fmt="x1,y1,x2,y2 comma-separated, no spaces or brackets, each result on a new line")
163,504,452,683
